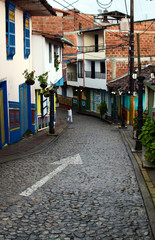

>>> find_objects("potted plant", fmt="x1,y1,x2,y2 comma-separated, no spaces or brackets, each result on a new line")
37,72,48,89
23,69,35,85
133,112,148,139
139,116,155,163
54,52,60,72
99,100,108,119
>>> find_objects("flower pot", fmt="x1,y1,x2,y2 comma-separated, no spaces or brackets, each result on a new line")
40,83,47,89
25,79,35,85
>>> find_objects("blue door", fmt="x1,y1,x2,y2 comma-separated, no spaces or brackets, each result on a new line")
0,81,9,148
19,83,31,136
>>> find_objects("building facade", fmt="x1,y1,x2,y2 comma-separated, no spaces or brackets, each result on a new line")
0,0,55,148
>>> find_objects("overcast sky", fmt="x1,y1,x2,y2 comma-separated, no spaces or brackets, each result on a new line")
47,0,155,21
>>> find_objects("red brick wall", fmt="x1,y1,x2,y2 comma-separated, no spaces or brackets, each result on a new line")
32,10,95,61
105,20,155,82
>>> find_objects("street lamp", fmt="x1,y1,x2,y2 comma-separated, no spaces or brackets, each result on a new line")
49,85,57,134
132,71,145,151
119,90,126,128
75,87,83,112
112,91,118,123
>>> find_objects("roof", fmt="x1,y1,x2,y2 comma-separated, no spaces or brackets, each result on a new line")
11,0,56,16
53,8,71,16
32,30,74,46
97,10,130,19
107,65,155,92
77,26,105,34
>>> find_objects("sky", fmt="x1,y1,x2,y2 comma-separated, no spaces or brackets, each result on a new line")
47,0,155,21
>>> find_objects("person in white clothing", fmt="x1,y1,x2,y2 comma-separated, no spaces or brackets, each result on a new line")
67,107,73,122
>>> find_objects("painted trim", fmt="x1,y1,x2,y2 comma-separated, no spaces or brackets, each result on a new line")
10,127,20,131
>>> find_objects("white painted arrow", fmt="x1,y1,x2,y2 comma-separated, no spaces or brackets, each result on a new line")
20,154,82,197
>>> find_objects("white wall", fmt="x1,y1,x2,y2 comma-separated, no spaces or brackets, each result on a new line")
32,34,63,89
67,87,73,98
0,1,35,103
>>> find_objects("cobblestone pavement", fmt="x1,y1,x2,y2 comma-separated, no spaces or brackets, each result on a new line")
0,112,153,240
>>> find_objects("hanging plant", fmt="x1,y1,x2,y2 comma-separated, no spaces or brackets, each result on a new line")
54,52,60,72
23,69,35,85
43,89,50,98
37,72,48,89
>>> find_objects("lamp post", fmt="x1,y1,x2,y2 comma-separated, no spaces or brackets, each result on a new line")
113,92,118,124
132,71,145,151
49,89,55,134
75,88,83,112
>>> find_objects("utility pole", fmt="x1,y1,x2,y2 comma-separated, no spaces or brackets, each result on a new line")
135,33,145,151
129,0,134,94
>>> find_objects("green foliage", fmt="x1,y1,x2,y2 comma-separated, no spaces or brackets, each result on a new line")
133,113,149,130
37,72,48,86
23,69,35,81
99,100,108,117
139,117,155,163
54,52,60,72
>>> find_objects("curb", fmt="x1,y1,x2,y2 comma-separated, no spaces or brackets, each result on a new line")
120,130,155,239
0,123,68,164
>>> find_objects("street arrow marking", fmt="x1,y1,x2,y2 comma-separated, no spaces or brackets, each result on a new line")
20,154,82,197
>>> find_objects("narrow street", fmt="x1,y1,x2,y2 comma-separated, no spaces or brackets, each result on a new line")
0,111,153,240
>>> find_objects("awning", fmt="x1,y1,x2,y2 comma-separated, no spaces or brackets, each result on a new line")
55,77,64,87
11,0,56,16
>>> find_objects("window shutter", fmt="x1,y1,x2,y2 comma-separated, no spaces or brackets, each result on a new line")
6,2,16,60
24,13,30,59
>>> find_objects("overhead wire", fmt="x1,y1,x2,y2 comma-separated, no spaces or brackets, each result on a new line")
139,20,154,35
96,0,113,9
53,0,129,43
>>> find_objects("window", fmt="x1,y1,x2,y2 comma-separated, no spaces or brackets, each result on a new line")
6,1,16,60
95,34,98,52
100,61,105,73
79,22,82,30
78,61,83,78
23,12,30,59
49,43,52,63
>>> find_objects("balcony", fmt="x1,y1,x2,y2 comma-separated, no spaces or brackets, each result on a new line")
85,71,106,79
78,44,104,53
67,72,77,82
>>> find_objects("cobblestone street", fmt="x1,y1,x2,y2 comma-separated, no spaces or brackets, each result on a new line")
0,111,153,240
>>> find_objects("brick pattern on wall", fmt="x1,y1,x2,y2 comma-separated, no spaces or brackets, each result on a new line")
105,20,155,82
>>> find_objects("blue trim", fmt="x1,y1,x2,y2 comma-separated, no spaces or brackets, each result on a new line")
23,12,30,59
0,81,9,148
6,1,16,60
27,85,32,129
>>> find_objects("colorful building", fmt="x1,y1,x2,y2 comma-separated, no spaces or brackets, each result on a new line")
0,0,55,149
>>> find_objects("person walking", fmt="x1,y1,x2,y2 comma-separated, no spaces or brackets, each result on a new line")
67,107,73,123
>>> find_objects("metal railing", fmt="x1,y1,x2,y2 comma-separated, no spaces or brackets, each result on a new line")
85,71,106,79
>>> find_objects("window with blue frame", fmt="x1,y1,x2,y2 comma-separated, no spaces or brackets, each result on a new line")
6,1,16,60
23,13,30,59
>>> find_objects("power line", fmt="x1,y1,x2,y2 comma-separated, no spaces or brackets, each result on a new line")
53,0,130,43
140,20,154,35
62,0,79,10
96,0,113,9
